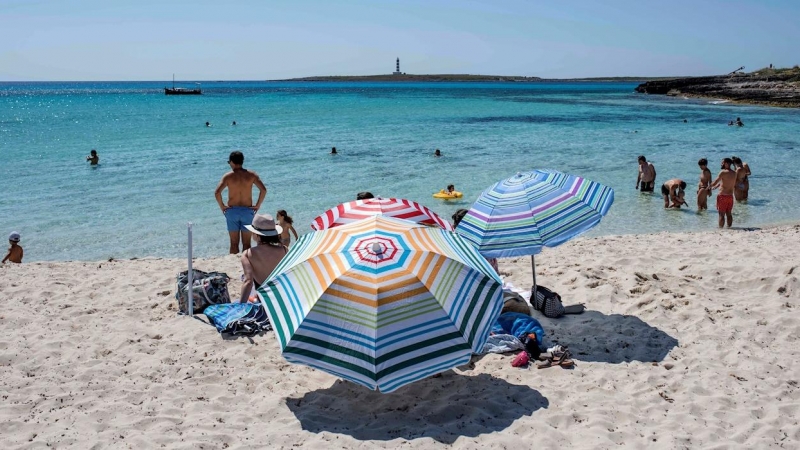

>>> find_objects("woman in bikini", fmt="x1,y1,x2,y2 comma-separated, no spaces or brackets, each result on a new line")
731,156,751,201
240,214,288,302
697,158,713,210
276,210,298,247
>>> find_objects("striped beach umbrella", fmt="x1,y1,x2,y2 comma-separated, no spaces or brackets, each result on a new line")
258,215,502,393
311,197,454,231
456,170,614,289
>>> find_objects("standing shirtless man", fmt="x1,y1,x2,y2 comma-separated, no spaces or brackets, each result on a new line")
215,151,267,254
710,158,737,228
635,155,657,192
697,158,712,210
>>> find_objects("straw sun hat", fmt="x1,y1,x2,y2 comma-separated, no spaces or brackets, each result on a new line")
245,214,283,236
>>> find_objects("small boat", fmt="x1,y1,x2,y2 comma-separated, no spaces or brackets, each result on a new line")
165,74,201,95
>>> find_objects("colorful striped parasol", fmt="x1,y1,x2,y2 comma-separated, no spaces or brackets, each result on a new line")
258,215,502,393
456,170,614,290
311,197,454,231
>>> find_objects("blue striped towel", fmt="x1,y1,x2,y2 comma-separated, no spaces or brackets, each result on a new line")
204,303,272,336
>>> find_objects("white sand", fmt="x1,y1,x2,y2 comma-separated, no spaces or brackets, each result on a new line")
1,224,799,449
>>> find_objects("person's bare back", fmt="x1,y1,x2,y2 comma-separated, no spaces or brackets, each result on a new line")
220,169,263,208
240,244,287,301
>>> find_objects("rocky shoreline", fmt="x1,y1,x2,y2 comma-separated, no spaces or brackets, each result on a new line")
635,68,800,107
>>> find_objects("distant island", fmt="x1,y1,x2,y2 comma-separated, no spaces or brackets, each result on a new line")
274,74,669,83
635,66,800,108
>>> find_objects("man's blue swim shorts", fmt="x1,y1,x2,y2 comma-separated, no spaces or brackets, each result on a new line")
224,206,256,232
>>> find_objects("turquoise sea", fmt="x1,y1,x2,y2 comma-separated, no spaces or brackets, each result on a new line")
2,81,799,262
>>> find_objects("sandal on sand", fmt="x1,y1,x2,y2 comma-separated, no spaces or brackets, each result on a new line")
553,358,575,369
537,350,575,369
536,358,556,369
554,349,575,368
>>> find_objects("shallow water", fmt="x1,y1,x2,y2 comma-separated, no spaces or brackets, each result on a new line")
1,81,798,261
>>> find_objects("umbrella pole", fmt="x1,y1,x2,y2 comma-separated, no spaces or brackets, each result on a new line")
187,222,193,316
531,255,537,296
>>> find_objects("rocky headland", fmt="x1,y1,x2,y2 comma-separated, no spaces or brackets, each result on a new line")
635,67,800,107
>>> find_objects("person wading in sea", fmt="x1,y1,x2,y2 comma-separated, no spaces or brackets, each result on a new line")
697,158,712,210
711,158,737,228
636,155,656,192
214,151,267,254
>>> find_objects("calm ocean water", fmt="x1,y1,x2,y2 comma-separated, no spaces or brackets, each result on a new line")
2,81,799,262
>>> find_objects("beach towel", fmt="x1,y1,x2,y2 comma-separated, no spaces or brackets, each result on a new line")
480,334,525,354
203,303,272,336
491,312,545,344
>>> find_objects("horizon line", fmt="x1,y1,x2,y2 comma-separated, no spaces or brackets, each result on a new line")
0,74,694,83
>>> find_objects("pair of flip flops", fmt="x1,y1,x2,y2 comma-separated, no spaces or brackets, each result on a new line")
536,348,574,369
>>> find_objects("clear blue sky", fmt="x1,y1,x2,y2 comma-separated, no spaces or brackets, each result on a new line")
1,0,797,81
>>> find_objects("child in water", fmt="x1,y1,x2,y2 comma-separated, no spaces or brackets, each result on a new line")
276,210,298,247
3,232,23,264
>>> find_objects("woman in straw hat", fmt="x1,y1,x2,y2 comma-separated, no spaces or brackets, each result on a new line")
240,214,287,302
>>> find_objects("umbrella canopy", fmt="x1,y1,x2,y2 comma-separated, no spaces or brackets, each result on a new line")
258,215,502,393
311,197,454,231
456,169,614,258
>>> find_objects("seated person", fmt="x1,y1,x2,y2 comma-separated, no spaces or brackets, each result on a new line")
240,214,287,302
440,184,456,195
3,232,23,264
661,179,688,208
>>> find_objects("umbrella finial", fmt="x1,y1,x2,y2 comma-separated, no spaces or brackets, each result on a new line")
371,242,383,254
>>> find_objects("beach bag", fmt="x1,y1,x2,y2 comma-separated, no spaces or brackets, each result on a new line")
532,285,565,318
175,269,231,314
204,303,272,336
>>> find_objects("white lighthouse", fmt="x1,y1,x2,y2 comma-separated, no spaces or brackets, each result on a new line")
393,58,401,75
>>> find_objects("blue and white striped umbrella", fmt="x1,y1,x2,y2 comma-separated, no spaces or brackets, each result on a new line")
456,170,614,258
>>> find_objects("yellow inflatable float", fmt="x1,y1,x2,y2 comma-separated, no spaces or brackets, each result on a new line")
433,189,463,199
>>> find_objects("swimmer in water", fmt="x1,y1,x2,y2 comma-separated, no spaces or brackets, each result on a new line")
434,149,442,157
86,149,99,165
330,147,337,155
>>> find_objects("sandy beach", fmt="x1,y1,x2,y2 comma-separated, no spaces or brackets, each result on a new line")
1,224,799,449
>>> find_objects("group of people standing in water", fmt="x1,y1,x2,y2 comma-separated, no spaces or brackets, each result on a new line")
636,154,751,228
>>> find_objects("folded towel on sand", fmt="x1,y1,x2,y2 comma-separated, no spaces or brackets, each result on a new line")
481,334,526,354
204,303,272,336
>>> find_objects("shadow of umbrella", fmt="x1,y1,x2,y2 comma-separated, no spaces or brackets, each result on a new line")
285,372,548,444
536,310,679,363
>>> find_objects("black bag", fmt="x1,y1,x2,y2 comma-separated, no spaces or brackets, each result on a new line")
532,285,565,318
175,269,231,314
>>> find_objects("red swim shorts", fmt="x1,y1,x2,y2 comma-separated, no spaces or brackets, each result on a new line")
717,194,734,213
